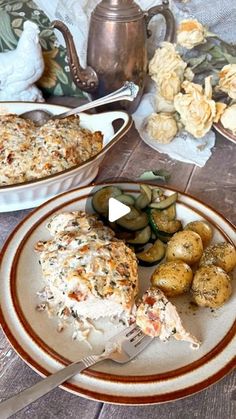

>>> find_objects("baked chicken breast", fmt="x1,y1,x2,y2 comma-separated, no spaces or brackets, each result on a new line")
136,287,201,349
35,211,138,333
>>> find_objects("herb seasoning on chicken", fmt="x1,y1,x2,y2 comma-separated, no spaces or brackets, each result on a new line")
35,211,138,341
136,287,201,349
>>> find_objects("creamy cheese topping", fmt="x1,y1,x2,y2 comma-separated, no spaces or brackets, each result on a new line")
35,211,138,340
0,114,103,185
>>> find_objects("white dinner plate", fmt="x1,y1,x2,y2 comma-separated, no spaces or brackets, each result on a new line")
213,122,236,144
0,102,132,212
0,182,235,405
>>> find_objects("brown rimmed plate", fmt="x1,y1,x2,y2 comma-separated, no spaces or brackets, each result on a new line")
213,121,236,144
0,182,235,405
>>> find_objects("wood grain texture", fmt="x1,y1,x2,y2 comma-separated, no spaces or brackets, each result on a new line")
186,134,236,225
0,356,101,419
97,125,195,189
0,96,235,419
119,128,194,188
96,126,141,182
0,209,31,248
99,371,236,419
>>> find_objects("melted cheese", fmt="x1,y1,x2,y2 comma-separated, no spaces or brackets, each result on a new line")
0,114,103,185
35,211,138,324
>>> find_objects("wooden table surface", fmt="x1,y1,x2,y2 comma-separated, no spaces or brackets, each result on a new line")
0,97,235,419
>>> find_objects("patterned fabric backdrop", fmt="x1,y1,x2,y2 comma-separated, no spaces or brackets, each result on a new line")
0,0,85,98
1,0,235,98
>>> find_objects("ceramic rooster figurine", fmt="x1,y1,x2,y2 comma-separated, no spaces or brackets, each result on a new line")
0,21,45,102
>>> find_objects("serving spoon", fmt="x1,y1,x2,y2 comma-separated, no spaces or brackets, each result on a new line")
20,82,139,126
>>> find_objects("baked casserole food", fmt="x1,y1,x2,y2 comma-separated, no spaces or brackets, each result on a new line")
35,211,138,341
0,114,103,185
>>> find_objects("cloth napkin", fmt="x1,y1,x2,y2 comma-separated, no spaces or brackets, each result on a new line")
34,0,236,166
132,86,215,167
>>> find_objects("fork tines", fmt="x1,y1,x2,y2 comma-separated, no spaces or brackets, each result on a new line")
125,324,151,348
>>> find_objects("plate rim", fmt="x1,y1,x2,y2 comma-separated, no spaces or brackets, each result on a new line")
9,190,236,384
213,121,236,144
0,181,235,404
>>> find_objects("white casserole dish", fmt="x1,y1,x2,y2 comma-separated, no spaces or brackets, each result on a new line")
0,102,132,212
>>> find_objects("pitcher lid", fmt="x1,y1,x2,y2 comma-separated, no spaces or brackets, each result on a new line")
92,0,143,21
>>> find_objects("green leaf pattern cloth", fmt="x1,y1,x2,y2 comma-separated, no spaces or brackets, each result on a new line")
0,0,85,98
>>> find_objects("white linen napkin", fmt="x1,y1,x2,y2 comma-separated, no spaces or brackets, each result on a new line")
132,88,216,168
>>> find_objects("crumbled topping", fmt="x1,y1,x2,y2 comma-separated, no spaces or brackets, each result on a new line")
0,114,103,185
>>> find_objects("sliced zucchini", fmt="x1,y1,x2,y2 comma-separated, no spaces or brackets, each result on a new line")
151,187,164,203
128,244,145,253
155,230,173,243
136,239,166,266
135,184,152,210
149,192,178,209
156,204,176,221
116,194,135,206
151,231,157,241
117,207,148,231
121,206,140,220
92,186,122,216
148,208,182,235
162,204,176,221
115,230,136,241
149,206,176,223
127,225,151,245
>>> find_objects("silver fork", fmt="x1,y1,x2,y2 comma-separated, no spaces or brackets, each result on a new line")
0,324,153,418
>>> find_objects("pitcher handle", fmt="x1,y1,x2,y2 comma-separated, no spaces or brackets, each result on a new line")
145,0,175,42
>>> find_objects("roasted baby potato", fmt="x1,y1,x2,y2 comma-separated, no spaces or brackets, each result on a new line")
151,260,193,297
166,230,203,265
191,265,232,308
199,242,236,273
184,220,213,247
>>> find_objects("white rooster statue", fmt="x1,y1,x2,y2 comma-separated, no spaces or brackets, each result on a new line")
0,21,45,102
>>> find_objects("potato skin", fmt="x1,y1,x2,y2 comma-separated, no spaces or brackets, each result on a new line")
151,260,193,297
191,265,232,308
199,242,236,273
184,220,213,247
166,230,203,265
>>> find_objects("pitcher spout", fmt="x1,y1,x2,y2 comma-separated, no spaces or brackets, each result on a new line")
52,20,99,93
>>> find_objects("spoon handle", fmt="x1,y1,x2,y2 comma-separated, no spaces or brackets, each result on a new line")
52,82,139,119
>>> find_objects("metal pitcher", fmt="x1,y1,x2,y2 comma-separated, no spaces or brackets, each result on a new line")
53,0,175,112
